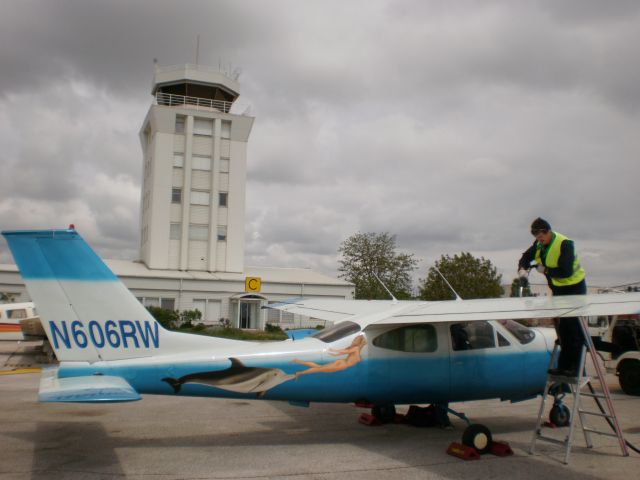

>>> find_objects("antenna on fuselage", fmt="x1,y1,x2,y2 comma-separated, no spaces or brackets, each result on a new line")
373,273,399,304
434,267,463,301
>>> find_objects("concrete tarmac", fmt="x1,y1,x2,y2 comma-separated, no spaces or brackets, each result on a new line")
1,363,639,479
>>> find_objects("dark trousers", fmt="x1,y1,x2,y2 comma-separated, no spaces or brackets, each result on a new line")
552,280,587,372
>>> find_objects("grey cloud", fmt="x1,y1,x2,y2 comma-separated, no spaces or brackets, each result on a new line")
1,0,639,288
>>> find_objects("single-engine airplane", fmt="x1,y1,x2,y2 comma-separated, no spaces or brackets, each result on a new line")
3,227,640,452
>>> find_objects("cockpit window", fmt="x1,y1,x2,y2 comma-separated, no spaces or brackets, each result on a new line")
498,319,535,344
311,321,361,343
450,321,496,350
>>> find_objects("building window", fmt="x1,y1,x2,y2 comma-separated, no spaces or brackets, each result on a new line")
192,156,211,171
137,297,175,310
189,225,209,241
194,118,213,136
175,116,185,134
217,225,227,241
173,154,184,167
219,192,228,207
171,188,182,204
161,298,176,310
170,223,181,240
220,158,229,173
190,190,210,206
221,120,231,139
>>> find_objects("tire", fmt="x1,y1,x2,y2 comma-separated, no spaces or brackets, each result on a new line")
619,361,640,396
372,404,396,423
461,424,492,454
549,404,571,427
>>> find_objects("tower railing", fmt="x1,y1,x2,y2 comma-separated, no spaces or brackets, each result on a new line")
155,92,233,113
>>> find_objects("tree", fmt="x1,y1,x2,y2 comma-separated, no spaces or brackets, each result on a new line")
338,232,418,299
418,252,503,300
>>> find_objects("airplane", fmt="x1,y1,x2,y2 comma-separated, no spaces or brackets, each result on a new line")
2,227,640,453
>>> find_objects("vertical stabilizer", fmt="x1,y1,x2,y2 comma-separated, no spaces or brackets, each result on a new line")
1,228,225,362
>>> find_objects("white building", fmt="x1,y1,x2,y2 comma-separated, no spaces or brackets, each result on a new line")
0,64,354,329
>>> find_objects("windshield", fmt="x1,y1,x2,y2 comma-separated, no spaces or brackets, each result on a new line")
497,319,535,344
311,321,361,343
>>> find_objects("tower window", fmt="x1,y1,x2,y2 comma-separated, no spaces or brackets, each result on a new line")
173,154,184,167
194,118,213,136
171,188,182,204
175,116,185,134
220,158,229,173
221,121,231,139
190,190,210,206
192,156,211,171
217,226,227,241
219,192,228,207
189,225,209,241
170,223,181,240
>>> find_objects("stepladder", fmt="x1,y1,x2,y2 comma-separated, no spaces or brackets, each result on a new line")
529,316,628,464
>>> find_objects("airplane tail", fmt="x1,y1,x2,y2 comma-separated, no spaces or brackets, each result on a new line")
1,228,235,363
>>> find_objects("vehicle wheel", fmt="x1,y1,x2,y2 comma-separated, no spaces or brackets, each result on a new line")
461,424,492,454
372,404,396,423
619,361,640,396
549,404,571,427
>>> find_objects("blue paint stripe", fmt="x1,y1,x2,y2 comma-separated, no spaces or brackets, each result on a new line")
1,229,118,281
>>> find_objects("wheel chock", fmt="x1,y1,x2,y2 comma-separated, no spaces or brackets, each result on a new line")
446,442,481,461
358,413,382,426
489,440,513,457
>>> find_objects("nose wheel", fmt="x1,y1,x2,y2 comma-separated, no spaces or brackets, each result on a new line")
461,423,493,454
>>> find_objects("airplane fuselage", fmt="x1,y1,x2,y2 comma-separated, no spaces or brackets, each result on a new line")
55,320,554,406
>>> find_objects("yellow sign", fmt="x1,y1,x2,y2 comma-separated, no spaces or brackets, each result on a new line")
245,277,261,293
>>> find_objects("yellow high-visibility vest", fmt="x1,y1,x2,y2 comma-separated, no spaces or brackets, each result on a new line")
535,232,585,287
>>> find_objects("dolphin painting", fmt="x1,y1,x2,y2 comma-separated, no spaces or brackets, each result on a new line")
162,358,295,397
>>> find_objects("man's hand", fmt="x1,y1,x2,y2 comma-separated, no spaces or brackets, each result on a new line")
536,264,547,274
518,268,528,278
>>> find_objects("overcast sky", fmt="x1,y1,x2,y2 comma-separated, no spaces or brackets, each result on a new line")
1,0,639,289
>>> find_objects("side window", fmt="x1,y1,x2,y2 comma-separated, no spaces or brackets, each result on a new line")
497,332,511,347
373,325,437,353
7,309,27,319
450,321,496,351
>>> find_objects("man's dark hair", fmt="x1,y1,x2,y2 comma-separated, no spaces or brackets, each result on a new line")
531,217,551,235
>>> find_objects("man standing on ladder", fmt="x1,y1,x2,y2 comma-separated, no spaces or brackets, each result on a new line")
518,217,587,376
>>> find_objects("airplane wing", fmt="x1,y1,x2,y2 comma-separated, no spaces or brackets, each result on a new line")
38,367,141,403
265,298,408,322
368,292,640,327
266,293,640,329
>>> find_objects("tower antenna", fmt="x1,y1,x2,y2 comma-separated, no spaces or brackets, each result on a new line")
195,34,200,65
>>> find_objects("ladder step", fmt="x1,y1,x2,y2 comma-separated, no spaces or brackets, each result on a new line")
582,428,620,439
536,435,567,446
578,410,614,419
580,392,607,399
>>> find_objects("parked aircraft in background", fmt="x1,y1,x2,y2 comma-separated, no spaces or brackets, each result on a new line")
0,302,37,341
3,227,640,452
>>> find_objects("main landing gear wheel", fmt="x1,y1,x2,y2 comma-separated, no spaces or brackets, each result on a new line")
549,404,571,427
461,424,493,454
372,404,396,423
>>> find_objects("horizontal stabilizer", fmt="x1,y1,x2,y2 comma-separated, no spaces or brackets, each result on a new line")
38,367,141,403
